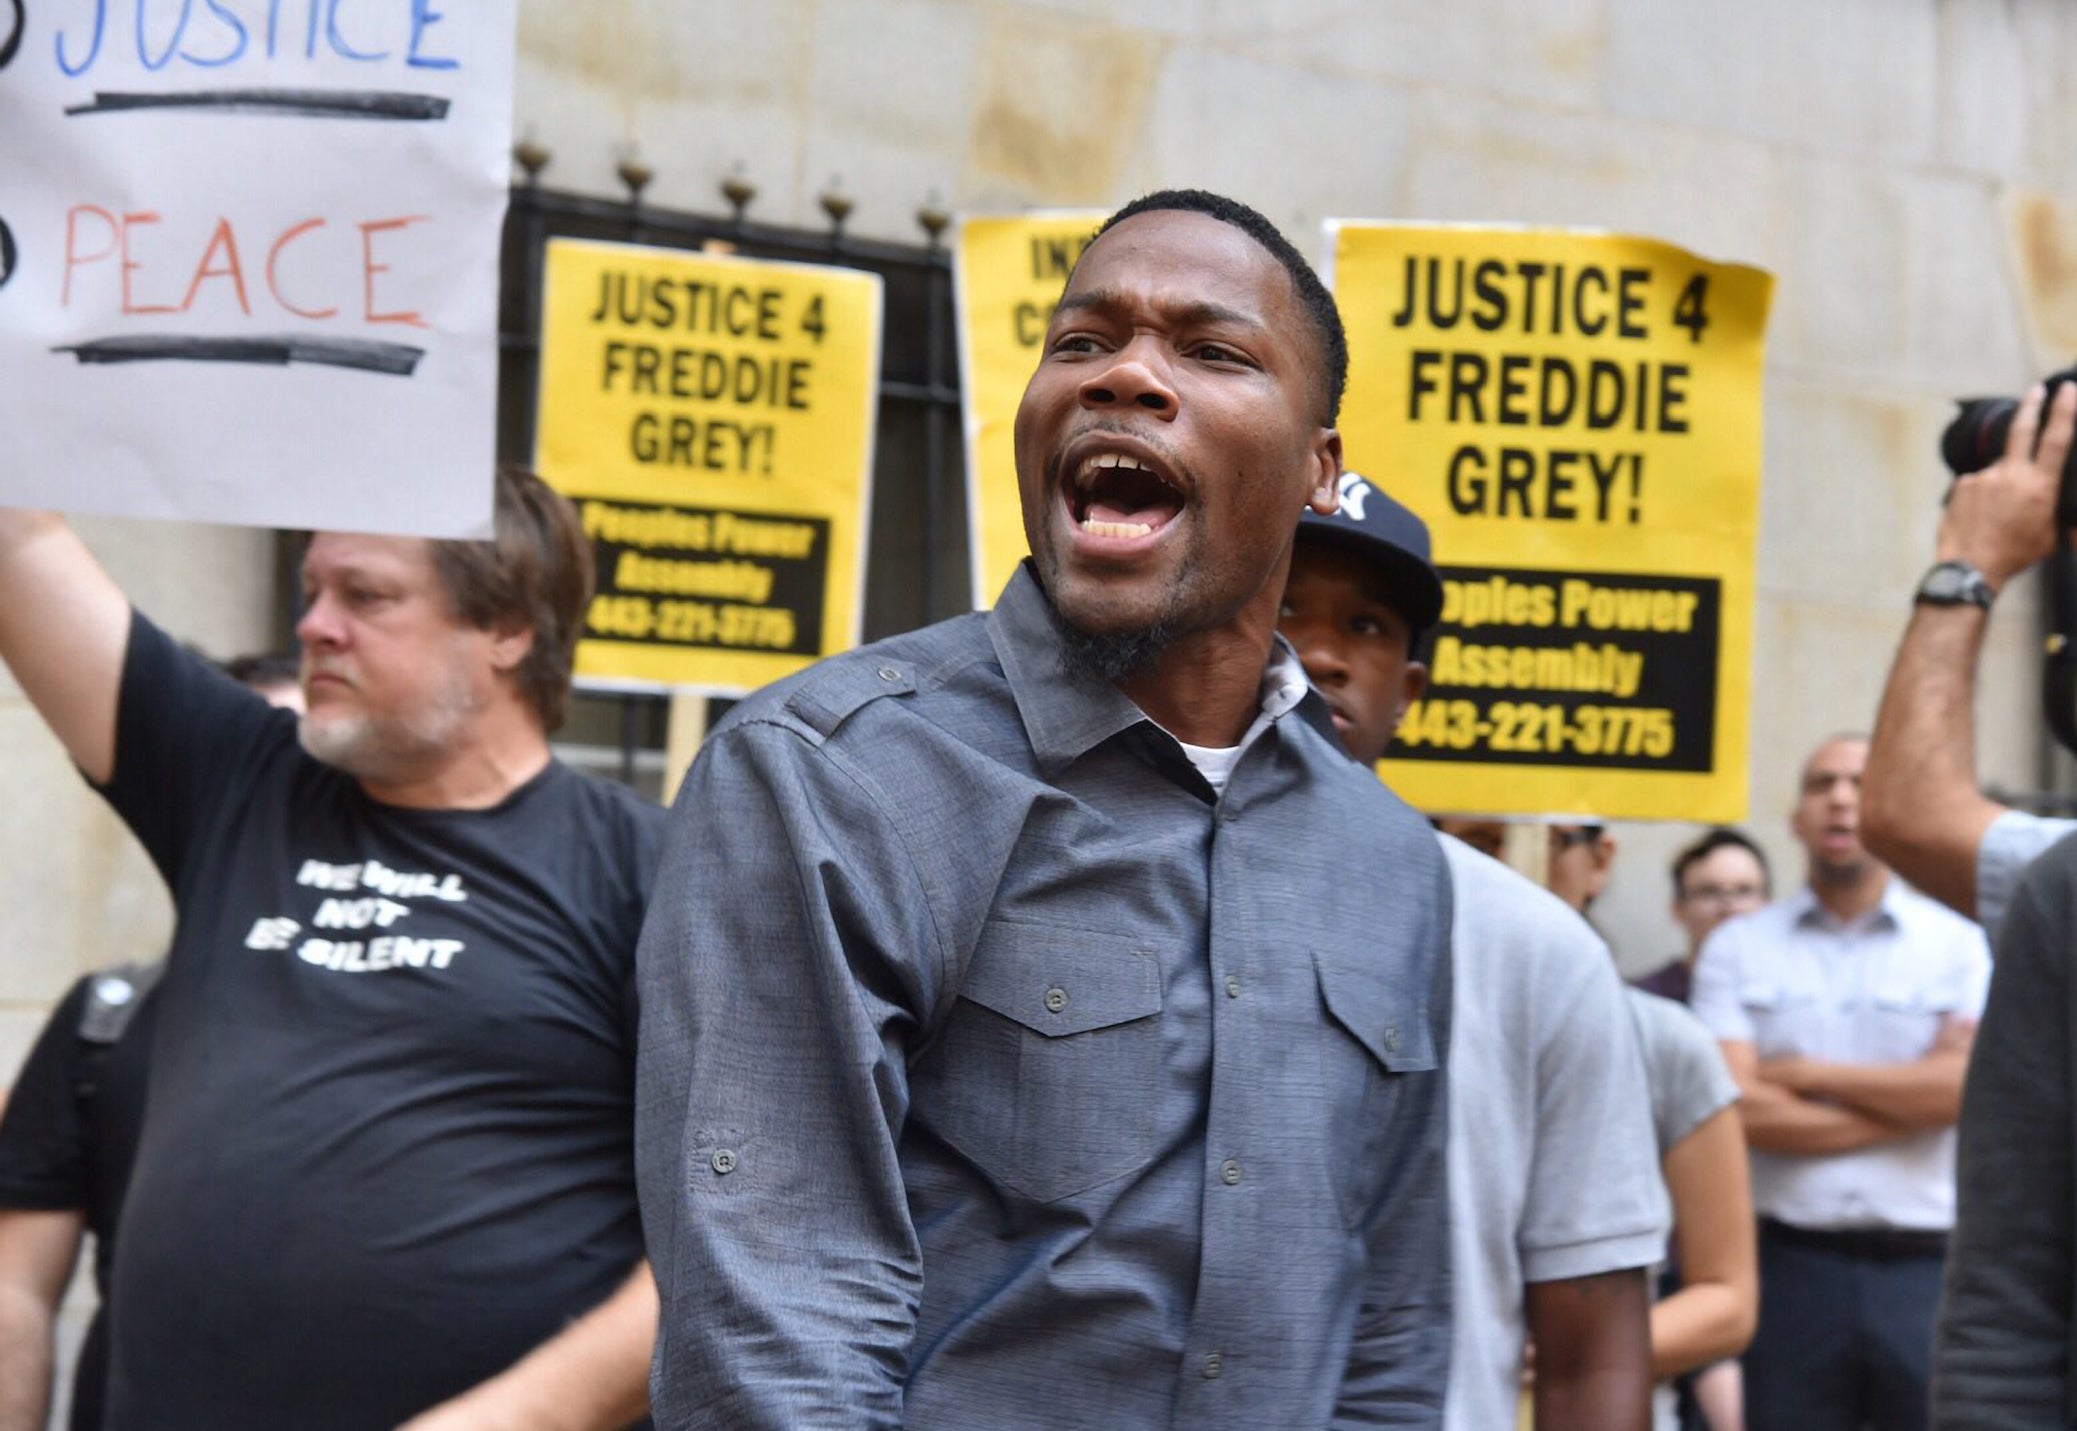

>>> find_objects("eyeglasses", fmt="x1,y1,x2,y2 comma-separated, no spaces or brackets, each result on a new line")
1550,826,1605,851
1678,884,1765,908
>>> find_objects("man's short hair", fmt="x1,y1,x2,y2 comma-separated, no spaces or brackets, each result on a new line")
1671,826,1773,900
219,651,300,691
1092,189,1349,426
429,466,594,733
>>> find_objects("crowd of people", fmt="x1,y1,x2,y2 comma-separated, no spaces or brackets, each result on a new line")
0,186,2069,1430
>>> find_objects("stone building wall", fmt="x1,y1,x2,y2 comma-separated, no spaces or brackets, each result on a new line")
510,0,2077,964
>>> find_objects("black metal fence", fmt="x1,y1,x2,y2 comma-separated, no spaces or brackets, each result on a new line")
497,156,975,791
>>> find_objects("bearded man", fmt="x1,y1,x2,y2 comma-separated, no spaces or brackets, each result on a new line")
0,468,662,1429
636,190,1455,1429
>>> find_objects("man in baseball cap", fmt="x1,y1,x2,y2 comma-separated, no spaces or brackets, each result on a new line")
1284,473,1444,754
1282,476,1669,1430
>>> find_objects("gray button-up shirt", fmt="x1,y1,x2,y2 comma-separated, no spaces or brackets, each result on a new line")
636,565,1454,1429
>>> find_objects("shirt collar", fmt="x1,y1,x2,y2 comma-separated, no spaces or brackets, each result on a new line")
987,564,1157,778
1260,637,1311,721
985,562,1337,776
1789,877,1905,933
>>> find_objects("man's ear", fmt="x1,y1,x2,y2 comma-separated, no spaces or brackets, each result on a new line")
1393,661,1429,729
1306,429,1344,516
488,622,536,674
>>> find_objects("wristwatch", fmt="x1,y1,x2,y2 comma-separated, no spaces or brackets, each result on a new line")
1914,560,1996,611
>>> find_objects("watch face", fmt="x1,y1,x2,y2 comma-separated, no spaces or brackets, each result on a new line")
1920,563,1990,606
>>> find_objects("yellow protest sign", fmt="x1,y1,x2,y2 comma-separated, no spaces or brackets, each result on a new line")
1329,222,1773,822
955,211,1106,608
534,238,881,694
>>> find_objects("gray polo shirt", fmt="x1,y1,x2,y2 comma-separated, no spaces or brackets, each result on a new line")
636,564,1455,1429
1626,989,1740,1159
1442,839,1668,1431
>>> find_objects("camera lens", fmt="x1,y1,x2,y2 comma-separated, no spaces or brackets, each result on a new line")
1939,364,2077,525
1941,397,2019,478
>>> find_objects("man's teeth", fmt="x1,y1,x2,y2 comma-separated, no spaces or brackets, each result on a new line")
1082,517,1153,538
1076,451,1151,483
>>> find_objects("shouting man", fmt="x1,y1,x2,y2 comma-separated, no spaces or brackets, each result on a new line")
636,191,1455,1427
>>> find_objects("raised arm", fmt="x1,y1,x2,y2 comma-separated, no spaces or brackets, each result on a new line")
0,1209,85,1431
1863,382,2074,919
635,721,940,1429
0,511,131,784
398,1264,655,1431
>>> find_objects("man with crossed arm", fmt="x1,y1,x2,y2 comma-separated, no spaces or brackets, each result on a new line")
1692,734,1989,1429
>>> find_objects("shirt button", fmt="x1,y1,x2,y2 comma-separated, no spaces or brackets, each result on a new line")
876,665,902,682
1203,1351,1223,1379
1384,1025,1399,1053
1044,985,1068,1014
1224,974,1242,999
710,1148,738,1176
1220,1159,1242,1186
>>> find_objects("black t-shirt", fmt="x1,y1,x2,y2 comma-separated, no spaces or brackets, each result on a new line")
0,969,158,1431
96,613,664,1429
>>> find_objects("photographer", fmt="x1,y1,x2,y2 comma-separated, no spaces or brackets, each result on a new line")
1863,381,2077,936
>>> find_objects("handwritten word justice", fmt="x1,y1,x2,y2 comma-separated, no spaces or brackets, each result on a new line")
62,206,430,324
54,0,459,76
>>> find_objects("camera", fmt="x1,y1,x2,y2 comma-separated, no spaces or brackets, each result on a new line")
1938,365,2077,754
1940,363,2077,524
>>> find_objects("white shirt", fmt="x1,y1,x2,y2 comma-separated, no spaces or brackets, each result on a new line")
1173,638,1312,795
1441,838,1669,1431
1690,880,1991,1232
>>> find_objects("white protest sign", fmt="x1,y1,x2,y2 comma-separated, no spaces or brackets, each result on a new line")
0,1,515,536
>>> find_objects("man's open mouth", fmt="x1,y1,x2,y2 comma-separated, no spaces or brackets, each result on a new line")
1067,451,1185,539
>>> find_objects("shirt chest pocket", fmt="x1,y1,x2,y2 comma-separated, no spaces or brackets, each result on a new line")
1314,949,1439,1232
1866,978,1961,1063
913,921,1165,1204
1739,981,1822,1060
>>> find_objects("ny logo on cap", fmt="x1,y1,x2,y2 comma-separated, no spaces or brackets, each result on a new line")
1337,472,1374,522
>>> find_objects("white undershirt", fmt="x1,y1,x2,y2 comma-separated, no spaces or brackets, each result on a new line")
1172,641,1312,796
1177,738,1246,795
